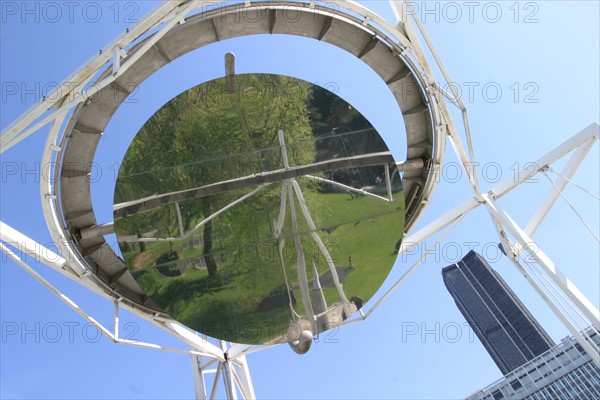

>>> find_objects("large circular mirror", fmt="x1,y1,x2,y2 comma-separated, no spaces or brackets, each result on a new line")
114,73,404,344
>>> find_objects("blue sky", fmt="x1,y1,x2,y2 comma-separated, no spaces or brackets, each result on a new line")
1,1,598,399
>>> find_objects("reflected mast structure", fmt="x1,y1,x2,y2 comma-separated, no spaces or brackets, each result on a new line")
1,1,598,399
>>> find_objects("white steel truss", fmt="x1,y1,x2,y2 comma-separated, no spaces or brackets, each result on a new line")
1,0,599,398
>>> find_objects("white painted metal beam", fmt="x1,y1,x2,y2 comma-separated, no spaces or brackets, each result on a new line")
525,137,597,236
483,194,600,330
0,1,184,152
493,123,599,199
191,354,208,400
233,354,256,399
483,210,600,368
390,0,481,200
0,220,66,271
219,342,238,400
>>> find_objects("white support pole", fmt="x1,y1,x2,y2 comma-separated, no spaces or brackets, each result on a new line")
0,220,67,271
0,243,115,340
210,365,223,400
278,130,290,169
278,129,318,329
1,241,222,360
398,197,480,257
230,369,250,399
164,322,225,360
0,221,235,361
219,342,238,400
399,123,599,258
114,300,120,341
525,137,597,236
512,250,600,368
447,133,484,201
112,45,121,75
80,222,115,240
483,213,600,367
390,0,482,199
227,344,274,361
483,194,600,330
191,354,208,400
0,1,596,396
234,354,255,399
492,124,599,199
388,0,433,80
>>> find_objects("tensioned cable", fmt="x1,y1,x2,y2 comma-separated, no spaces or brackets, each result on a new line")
520,251,600,353
542,171,599,243
479,222,558,378
527,255,599,339
545,166,600,201
453,259,536,365
517,255,600,377
497,257,559,354
524,258,593,338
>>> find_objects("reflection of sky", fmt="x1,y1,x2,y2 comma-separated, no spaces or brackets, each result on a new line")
1,1,598,399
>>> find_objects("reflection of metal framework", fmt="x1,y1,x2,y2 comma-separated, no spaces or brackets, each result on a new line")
274,129,354,337
1,1,598,399
113,150,397,219
4,0,444,321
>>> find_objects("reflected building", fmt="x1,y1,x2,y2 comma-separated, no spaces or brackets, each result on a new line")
442,250,554,375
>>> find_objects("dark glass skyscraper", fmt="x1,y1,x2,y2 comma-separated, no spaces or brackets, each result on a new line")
442,250,555,375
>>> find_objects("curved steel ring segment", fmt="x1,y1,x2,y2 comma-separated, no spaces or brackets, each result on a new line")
48,1,444,318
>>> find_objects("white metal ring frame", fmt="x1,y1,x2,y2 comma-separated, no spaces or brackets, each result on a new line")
4,0,449,345
1,1,599,398
54,0,444,318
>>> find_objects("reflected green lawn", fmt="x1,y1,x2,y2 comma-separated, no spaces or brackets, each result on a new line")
114,73,405,344
121,190,404,343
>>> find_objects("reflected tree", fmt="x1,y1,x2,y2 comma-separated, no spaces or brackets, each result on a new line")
116,74,316,276
113,73,404,344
